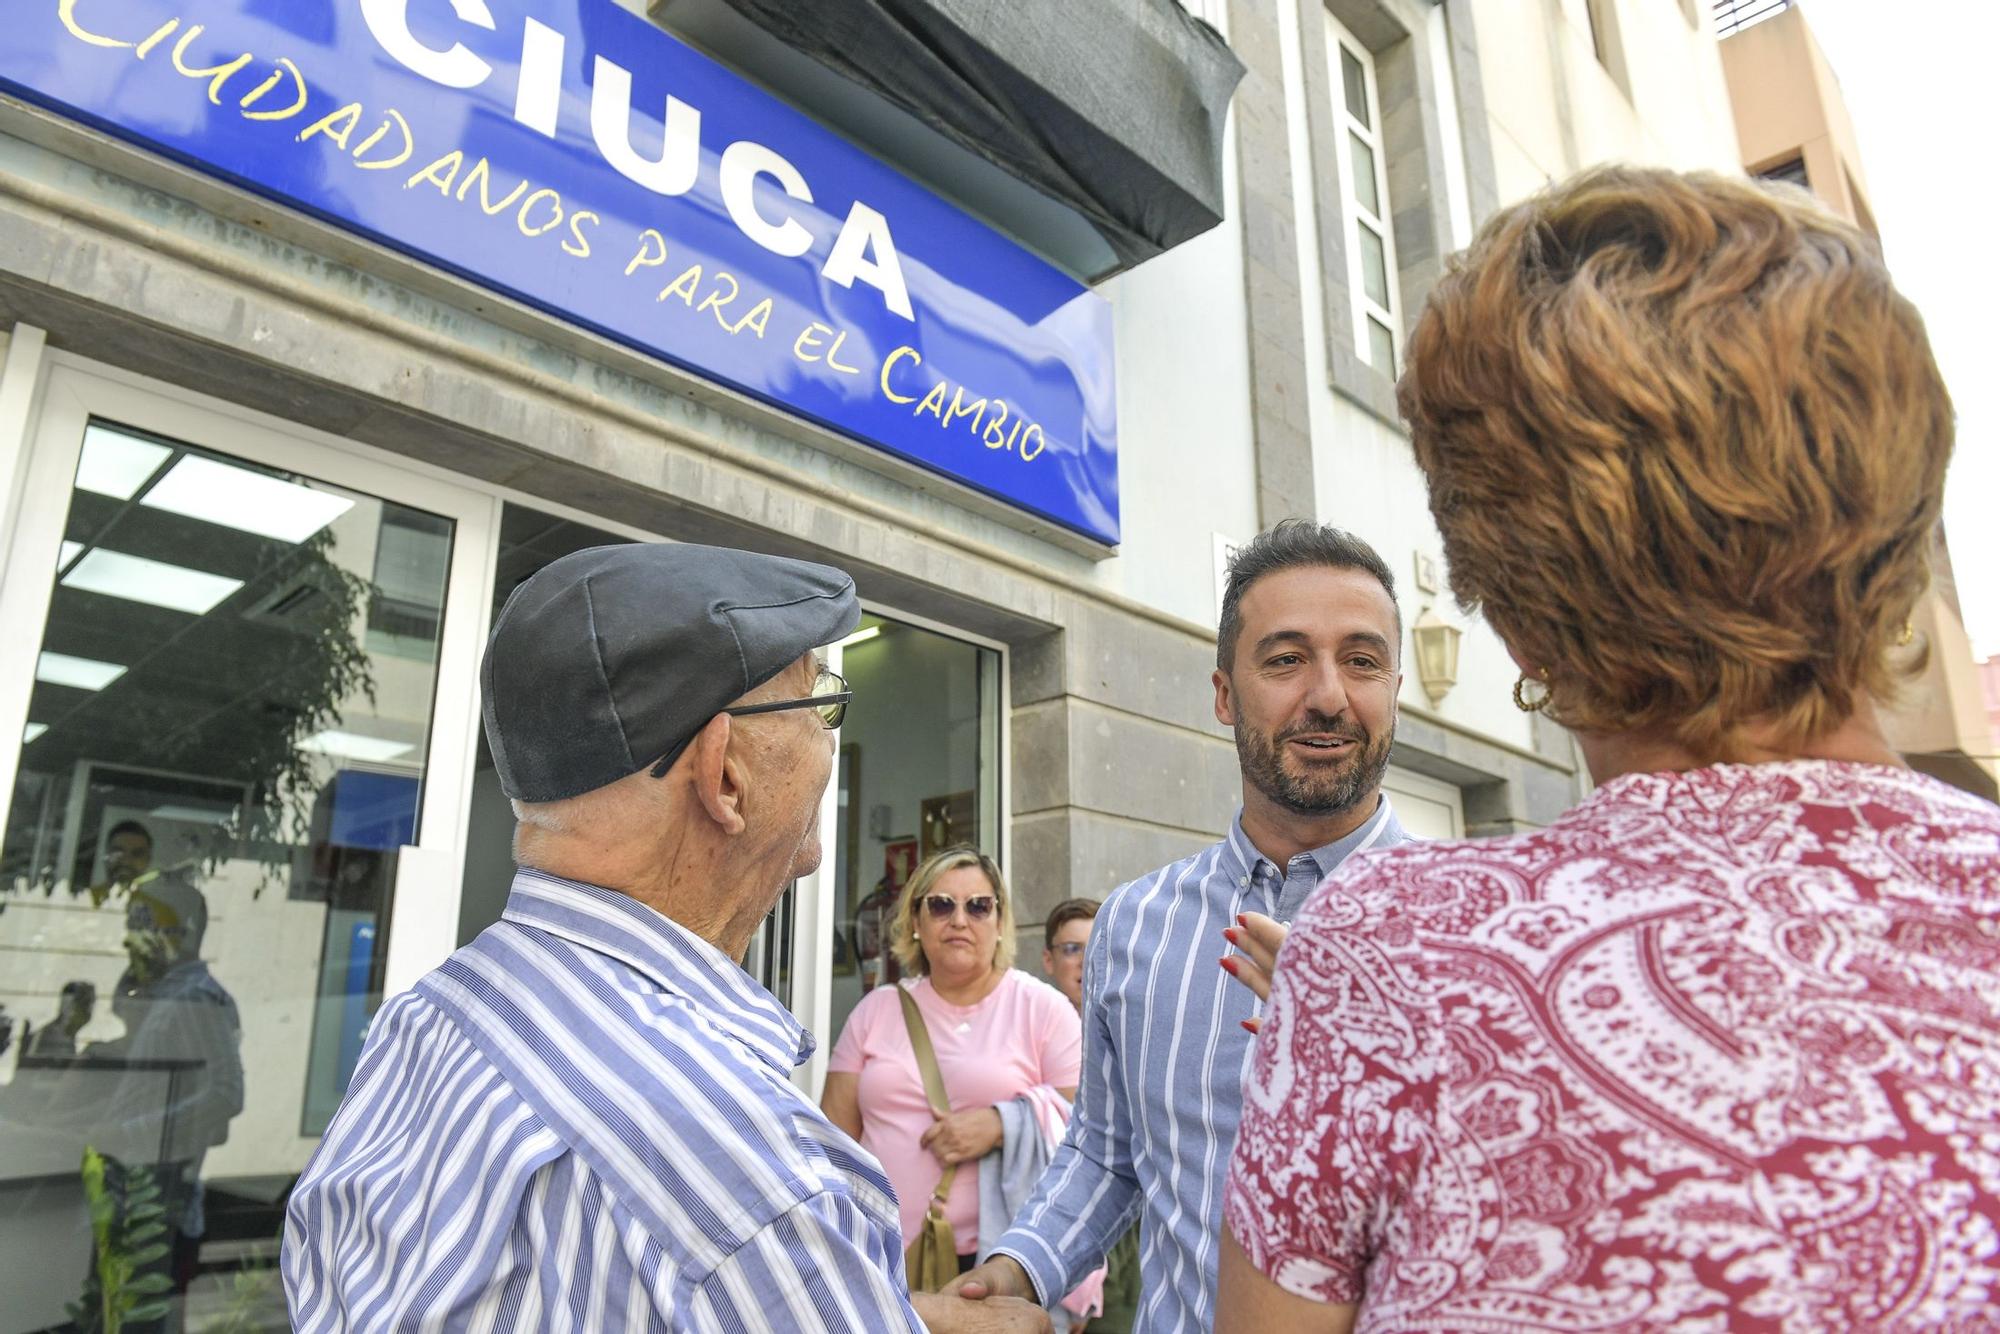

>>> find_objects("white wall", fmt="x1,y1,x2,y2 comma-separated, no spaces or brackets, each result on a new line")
1476,0,1744,202
1274,0,1537,752
1087,108,1262,629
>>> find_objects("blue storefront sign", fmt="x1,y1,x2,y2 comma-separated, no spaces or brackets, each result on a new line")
1,0,1120,543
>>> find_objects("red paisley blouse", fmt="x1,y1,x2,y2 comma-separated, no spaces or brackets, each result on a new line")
1224,761,2000,1331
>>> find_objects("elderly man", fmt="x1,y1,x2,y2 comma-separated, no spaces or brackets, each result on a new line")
283,543,1046,1333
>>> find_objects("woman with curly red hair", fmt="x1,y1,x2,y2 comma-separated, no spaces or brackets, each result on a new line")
1218,167,2000,1331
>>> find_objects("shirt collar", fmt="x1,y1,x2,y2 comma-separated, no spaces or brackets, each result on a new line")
500,867,813,1073
1224,793,1404,882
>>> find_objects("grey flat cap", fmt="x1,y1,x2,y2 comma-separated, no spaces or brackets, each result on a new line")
481,543,859,802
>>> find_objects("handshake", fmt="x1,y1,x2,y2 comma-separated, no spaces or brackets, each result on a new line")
912,1256,1046,1333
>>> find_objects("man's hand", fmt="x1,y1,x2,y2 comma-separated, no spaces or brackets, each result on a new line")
911,1291,1052,1332
1221,911,1289,1035
943,1254,1036,1303
921,1106,1004,1169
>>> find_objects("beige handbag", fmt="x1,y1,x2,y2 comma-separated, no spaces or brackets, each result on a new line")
897,985,961,1292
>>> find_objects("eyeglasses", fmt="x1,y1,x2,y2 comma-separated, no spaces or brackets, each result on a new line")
723,667,851,730
923,894,998,922
1049,942,1085,960
649,667,851,778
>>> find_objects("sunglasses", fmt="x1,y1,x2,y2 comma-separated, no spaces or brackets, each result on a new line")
923,894,998,922
1048,942,1085,960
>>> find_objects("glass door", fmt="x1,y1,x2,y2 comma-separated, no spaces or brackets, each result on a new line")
804,613,1004,1092
0,360,494,1333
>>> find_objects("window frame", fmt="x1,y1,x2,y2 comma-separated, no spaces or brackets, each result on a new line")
1325,14,1403,376
0,352,501,999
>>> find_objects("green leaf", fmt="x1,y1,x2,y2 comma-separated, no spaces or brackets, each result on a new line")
127,1300,173,1321
127,1242,170,1266
126,1221,168,1244
126,1273,174,1295
125,1202,166,1222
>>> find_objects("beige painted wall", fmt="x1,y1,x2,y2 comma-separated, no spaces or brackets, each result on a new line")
1720,7,1991,797
1720,6,1875,231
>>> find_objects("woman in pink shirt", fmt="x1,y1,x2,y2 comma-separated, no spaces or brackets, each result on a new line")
824,847,1097,1321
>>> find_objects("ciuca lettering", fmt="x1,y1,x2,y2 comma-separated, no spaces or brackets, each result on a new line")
358,0,914,319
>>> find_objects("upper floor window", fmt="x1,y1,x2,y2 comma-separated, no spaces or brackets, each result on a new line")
1758,156,1810,190
1580,0,1633,95
1327,16,1399,375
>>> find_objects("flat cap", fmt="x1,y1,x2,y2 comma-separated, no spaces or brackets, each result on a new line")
481,542,859,802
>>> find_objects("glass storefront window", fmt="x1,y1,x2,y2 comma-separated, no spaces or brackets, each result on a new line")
0,419,453,1331
456,503,635,947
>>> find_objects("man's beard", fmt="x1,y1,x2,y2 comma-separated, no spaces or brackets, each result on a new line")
1235,709,1393,817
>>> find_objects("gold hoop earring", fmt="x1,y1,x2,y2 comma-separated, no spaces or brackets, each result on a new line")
1512,670,1553,714
1897,620,1915,647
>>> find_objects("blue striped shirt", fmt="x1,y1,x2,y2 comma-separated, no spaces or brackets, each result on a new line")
992,799,1407,1331
282,869,922,1332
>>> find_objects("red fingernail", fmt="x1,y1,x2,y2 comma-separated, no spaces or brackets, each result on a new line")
1223,927,1240,944
1237,914,1249,928
1219,956,1239,975
1241,1019,1258,1033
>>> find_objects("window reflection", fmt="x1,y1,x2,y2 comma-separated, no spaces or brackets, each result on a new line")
0,420,451,1331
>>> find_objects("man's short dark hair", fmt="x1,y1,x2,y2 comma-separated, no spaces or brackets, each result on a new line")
1217,520,1400,673
1044,897,1102,949
106,820,152,848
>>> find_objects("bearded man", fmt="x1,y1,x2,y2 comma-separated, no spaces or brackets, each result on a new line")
951,520,1410,1331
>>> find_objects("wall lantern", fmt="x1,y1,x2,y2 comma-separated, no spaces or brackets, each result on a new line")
1412,606,1462,706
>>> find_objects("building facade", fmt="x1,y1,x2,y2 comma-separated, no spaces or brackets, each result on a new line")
1718,0,1999,801
0,0,1747,1322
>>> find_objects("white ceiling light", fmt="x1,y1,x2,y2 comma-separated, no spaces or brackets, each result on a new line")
141,455,355,544
836,625,882,649
149,803,233,823
35,651,127,691
23,722,48,744
62,548,245,615
59,541,85,568
75,426,172,500
299,729,414,763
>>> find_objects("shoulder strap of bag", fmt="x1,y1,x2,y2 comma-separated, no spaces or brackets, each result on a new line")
897,984,959,1200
